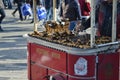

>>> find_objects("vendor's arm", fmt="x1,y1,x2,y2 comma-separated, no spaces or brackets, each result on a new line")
82,17,90,30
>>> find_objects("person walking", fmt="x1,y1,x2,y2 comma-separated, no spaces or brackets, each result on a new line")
12,0,25,21
29,0,42,23
44,0,51,21
7,0,12,9
12,0,18,17
0,0,6,31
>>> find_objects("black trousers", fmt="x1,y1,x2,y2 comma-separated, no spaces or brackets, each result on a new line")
17,2,23,21
0,8,5,24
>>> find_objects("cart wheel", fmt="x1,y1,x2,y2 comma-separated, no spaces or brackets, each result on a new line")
49,74,65,80
43,75,50,80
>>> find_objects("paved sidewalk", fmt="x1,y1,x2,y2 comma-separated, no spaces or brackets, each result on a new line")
0,8,33,80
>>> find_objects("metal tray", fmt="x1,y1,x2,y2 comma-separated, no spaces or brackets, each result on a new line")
24,34,120,55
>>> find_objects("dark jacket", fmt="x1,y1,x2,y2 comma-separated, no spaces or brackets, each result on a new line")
60,0,80,21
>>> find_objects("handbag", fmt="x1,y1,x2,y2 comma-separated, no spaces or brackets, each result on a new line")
37,6,47,20
21,3,32,16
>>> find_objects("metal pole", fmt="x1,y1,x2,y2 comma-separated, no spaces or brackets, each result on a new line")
33,0,38,31
112,0,117,41
53,0,57,21
90,0,96,47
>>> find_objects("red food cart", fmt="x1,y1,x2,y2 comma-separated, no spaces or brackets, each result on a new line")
25,0,120,80
26,36,120,80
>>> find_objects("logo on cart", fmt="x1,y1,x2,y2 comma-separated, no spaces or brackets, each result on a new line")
74,57,87,76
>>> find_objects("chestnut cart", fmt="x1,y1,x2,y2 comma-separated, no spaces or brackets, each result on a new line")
25,0,120,80
26,36,120,80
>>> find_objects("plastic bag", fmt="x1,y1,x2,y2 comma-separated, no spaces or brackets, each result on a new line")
21,3,32,16
37,6,47,20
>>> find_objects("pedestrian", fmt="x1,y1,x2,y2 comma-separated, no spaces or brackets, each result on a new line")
2,0,7,8
44,0,51,21
30,0,43,23
0,0,6,31
37,3,47,31
12,0,18,17
44,0,60,21
12,0,25,21
60,0,80,31
7,0,12,9
2,0,12,9
12,7,18,17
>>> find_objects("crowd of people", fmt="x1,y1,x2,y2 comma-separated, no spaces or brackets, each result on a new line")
0,0,120,39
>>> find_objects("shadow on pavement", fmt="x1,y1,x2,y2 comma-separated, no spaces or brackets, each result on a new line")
0,77,10,80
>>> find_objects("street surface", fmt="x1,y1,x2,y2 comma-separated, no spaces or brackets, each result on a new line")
0,8,34,80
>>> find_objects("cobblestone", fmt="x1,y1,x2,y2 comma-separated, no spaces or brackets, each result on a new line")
0,7,33,80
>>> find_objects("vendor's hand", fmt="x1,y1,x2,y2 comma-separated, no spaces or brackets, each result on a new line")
65,18,69,21
60,17,69,21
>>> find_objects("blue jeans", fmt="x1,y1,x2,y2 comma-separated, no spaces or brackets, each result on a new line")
7,0,12,9
69,21,76,31
46,8,53,21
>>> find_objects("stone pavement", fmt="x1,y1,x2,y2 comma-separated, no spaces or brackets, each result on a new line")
0,8,34,80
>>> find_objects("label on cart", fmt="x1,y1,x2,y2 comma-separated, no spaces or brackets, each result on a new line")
74,57,87,76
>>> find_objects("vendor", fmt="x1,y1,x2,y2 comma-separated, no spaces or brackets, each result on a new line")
79,0,120,38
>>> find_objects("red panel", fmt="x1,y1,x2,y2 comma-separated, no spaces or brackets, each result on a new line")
67,54,96,79
27,43,31,80
98,53,119,80
28,42,120,80
31,64,47,80
30,43,67,73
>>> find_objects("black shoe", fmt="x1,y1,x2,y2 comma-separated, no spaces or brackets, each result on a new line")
12,13,15,17
24,16,27,20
